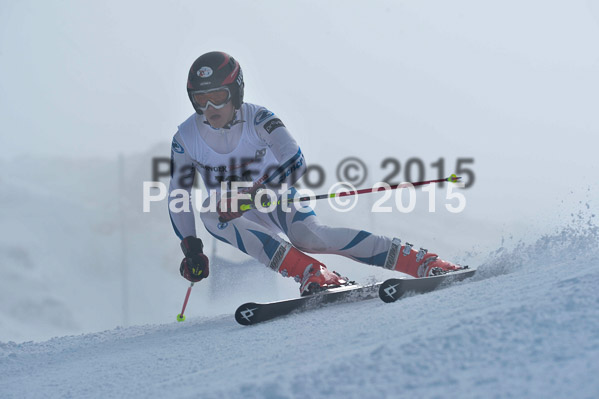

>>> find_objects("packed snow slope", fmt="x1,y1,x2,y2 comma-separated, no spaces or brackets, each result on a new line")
1,223,598,399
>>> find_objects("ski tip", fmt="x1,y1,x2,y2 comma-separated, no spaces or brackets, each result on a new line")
378,279,403,303
235,302,260,326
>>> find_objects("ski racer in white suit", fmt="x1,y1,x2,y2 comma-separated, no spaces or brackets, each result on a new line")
169,51,462,295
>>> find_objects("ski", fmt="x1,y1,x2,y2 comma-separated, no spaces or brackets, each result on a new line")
378,269,477,303
235,283,381,326
235,269,477,325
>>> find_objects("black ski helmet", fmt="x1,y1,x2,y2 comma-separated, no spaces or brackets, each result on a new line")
187,51,244,115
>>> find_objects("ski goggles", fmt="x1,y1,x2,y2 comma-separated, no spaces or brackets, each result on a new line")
190,87,232,111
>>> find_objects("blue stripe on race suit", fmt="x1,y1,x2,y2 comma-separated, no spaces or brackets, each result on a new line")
248,229,280,260
267,211,282,231
207,229,232,245
266,186,297,234
263,148,303,185
351,250,388,266
170,151,174,178
233,225,248,254
292,208,316,224
169,213,184,240
276,205,289,235
340,230,372,251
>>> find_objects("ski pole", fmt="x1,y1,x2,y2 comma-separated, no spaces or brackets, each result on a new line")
240,174,462,211
176,282,194,322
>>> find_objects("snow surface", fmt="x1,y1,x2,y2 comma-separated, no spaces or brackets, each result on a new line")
2,2,599,397
1,222,598,398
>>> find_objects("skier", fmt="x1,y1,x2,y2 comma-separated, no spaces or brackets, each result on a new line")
169,51,463,296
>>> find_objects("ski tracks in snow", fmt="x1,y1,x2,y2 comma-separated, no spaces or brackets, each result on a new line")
2,225,599,398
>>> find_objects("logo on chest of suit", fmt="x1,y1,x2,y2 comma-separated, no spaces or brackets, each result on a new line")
255,149,266,160
196,149,267,174
199,155,266,189
195,162,227,172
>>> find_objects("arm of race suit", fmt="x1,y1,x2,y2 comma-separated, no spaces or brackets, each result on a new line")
168,131,197,240
253,110,307,192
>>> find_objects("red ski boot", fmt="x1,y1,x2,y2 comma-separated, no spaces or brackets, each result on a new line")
271,244,350,296
387,238,464,278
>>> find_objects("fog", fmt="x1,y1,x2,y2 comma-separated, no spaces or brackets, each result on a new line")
2,1,597,158
1,0,598,342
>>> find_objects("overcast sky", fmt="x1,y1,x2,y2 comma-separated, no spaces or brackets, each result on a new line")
1,1,599,341
1,0,597,160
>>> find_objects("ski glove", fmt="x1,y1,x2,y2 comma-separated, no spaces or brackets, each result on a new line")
179,236,210,282
217,185,264,223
